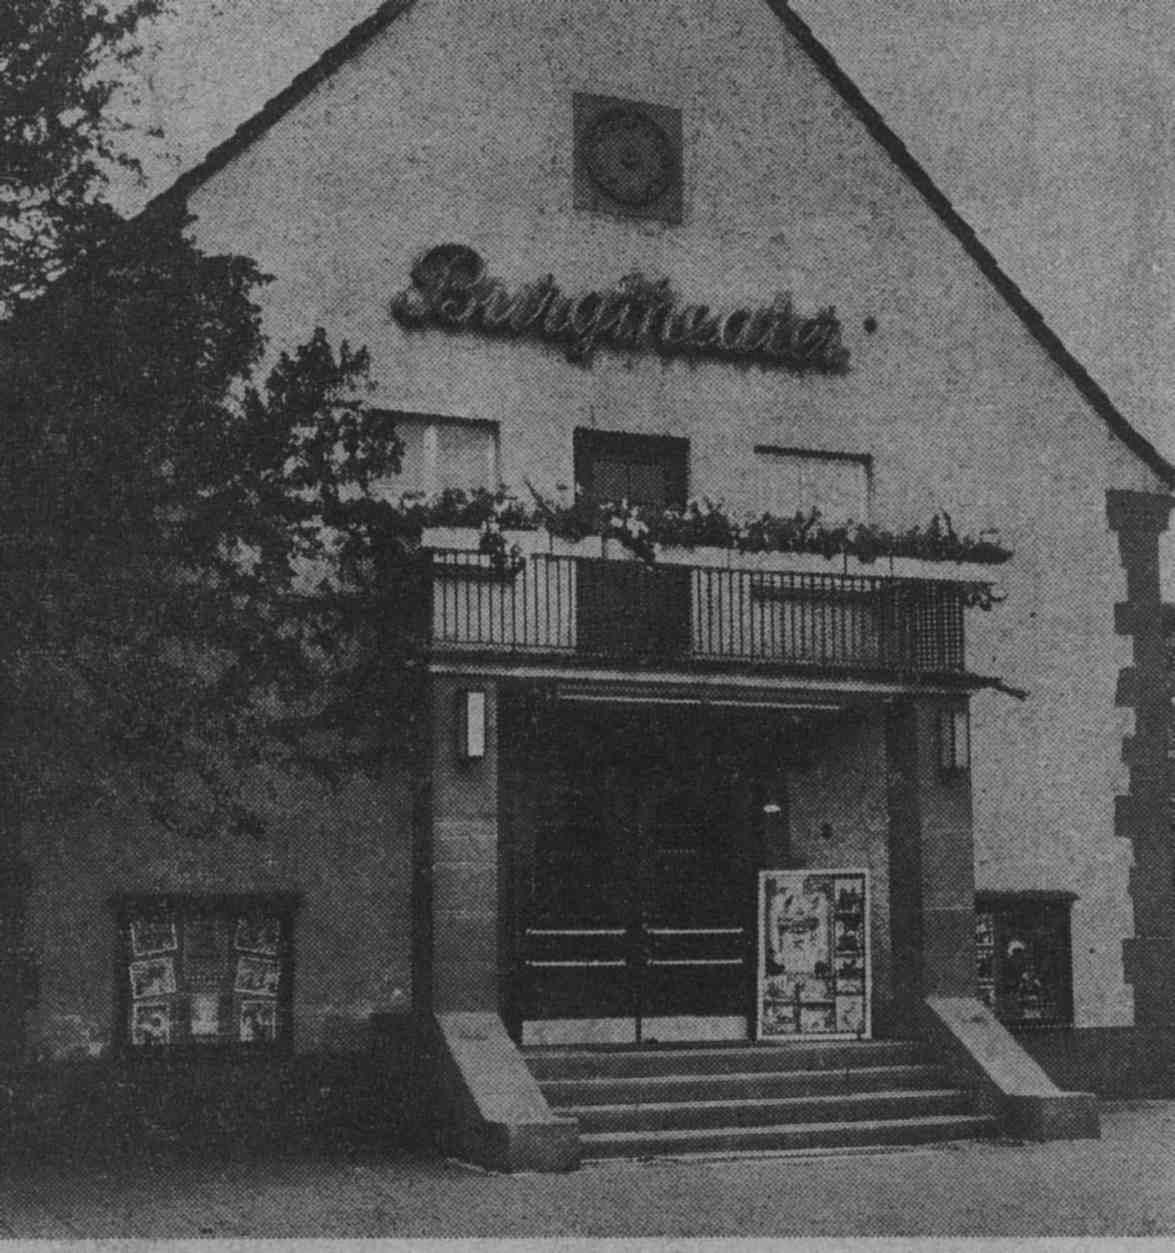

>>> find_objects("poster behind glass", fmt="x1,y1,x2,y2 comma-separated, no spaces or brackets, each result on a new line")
757,869,870,1040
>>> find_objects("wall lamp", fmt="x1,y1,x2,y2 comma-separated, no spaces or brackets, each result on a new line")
938,705,970,777
457,689,487,761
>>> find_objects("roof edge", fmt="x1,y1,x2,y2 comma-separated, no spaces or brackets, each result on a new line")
146,0,418,213
764,0,1175,489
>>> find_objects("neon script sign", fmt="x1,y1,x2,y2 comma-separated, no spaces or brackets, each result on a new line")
390,244,848,373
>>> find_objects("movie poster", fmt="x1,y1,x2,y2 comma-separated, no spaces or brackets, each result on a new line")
239,999,277,1043
234,955,281,997
757,869,870,1040
129,956,177,1001
129,917,178,958
234,916,281,956
131,1000,172,1046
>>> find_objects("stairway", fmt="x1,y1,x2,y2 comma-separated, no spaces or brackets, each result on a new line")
526,1038,1000,1161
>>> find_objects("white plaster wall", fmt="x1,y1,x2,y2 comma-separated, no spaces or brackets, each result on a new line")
791,0,1175,484
787,711,892,1023
182,0,1168,1026
25,771,415,1059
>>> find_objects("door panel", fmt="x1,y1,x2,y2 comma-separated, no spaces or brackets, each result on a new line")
510,704,770,1035
577,561,692,661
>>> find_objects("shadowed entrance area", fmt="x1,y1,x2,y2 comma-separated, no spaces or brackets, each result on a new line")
502,699,804,1044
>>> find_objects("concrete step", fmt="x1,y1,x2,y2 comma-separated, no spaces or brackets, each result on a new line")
539,1062,949,1107
579,1113,1001,1160
525,1038,996,1163
525,1039,927,1081
563,1087,973,1135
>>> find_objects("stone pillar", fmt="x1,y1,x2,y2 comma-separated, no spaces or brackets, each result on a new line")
1107,489,1175,1027
886,702,1100,1142
886,697,976,1016
417,675,500,1014
413,677,577,1173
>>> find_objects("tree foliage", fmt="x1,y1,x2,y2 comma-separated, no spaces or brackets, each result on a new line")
0,4,416,839
0,0,166,307
0,206,410,834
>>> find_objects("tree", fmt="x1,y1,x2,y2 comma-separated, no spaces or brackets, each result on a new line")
0,204,411,836
0,0,167,308
0,5,410,1055
0,0,414,832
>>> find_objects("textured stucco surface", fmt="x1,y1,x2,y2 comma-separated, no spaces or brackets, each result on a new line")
25,0,1171,1051
24,772,415,1059
787,708,892,1023
789,0,1175,485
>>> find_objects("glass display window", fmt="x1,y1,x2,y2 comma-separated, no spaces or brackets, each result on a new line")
975,892,1075,1028
112,894,298,1052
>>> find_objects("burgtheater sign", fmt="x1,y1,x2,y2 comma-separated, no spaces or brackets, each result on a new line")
391,244,849,373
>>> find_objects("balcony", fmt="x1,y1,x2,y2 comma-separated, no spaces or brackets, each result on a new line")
422,540,977,678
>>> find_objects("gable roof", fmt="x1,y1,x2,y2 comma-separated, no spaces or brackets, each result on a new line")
149,0,1175,489
152,0,420,210
767,3,1175,489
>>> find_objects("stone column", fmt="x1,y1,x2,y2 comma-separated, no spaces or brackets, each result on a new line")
886,697,976,1017
1107,489,1175,1027
413,677,577,1173
417,675,500,1014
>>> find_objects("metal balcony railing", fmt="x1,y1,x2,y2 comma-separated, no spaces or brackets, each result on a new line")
425,549,967,674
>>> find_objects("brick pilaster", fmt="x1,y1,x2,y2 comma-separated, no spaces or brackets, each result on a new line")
1107,489,1175,1026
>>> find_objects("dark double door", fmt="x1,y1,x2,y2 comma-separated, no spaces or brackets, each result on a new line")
509,703,776,1039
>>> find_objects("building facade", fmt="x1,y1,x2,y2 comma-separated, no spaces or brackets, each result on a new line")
11,0,1175,1164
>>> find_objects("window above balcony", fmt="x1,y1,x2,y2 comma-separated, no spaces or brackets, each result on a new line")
574,429,689,510
386,413,499,498
754,445,871,525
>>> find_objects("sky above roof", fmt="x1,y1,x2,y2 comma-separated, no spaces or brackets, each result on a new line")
122,0,1175,472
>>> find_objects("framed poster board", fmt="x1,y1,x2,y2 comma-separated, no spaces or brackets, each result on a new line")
757,869,870,1040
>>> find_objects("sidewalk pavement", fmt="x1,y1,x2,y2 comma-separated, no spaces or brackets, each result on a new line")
1,1100,1173,1239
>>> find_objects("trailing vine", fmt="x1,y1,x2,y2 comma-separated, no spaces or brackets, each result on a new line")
397,485,1012,574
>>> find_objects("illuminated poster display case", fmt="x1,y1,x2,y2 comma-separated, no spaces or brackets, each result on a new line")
757,869,870,1040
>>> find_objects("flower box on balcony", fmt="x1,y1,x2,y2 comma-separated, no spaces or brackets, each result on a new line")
421,526,601,558
656,542,998,586
419,527,1000,587
420,525,482,551
551,534,603,559
431,557,525,582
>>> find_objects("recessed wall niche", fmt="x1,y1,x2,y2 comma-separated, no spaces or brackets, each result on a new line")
573,92,684,224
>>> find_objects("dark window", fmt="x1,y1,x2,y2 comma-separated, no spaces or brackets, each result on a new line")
574,429,689,510
113,894,298,1052
975,893,1074,1028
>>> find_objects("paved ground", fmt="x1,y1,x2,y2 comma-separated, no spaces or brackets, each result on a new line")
2,1101,1173,1239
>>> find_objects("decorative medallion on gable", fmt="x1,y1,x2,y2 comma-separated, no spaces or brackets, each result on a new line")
573,93,683,224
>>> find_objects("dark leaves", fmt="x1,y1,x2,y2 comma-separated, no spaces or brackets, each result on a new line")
0,217,410,838
1,0,166,309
